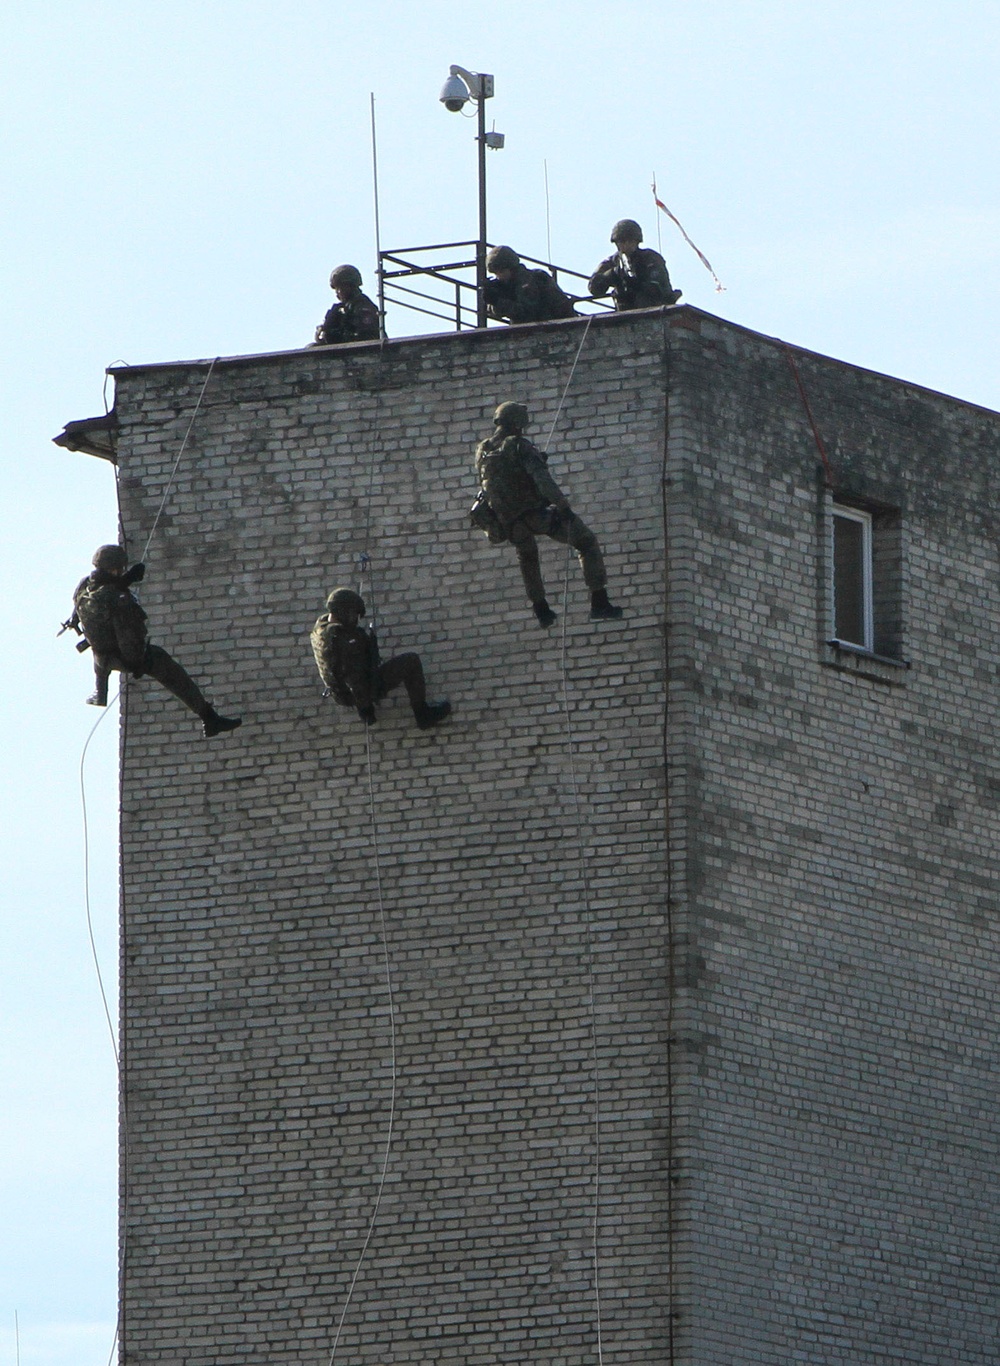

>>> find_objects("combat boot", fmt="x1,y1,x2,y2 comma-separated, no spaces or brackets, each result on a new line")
590,589,623,621
415,700,451,731
202,708,242,738
533,600,557,628
86,692,108,707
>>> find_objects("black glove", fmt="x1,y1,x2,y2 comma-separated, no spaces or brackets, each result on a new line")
358,704,377,725
123,562,146,586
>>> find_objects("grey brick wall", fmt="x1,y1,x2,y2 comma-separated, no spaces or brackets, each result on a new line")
666,312,1000,1365
112,307,1000,1366
115,313,674,1366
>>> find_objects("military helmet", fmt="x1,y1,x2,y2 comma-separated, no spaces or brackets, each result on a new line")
92,544,128,572
493,401,529,431
487,245,520,273
329,264,363,289
327,587,366,619
610,218,643,244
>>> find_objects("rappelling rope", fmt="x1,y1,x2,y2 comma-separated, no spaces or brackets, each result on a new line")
556,565,606,1366
140,357,219,560
558,593,606,1366
326,719,398,1366
92,357,215,1366
780,342,835,489
326,336,400,1366
543,317,593,455
660,316,677,1364
360,339,389,589
77,687,129,1366
548,317,605,1366
79,694,121,1067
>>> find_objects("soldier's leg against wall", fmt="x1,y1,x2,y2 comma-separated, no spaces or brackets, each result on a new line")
544,510,607,591
506,520,547,604
142,644,211,718
378,653,428,719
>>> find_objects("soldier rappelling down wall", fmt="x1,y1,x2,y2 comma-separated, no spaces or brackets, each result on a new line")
483,246,576,325
311,588,451,730
313,265,382,346
68,545,242,737
472,402,624,628
589,219,681,311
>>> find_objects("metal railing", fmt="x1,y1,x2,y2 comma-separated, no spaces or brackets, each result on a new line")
377,241,614,332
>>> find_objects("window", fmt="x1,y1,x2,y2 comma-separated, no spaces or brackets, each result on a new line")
825,497,904,671
832,505,873,650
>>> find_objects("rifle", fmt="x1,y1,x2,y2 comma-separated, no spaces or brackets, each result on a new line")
57,616,91,651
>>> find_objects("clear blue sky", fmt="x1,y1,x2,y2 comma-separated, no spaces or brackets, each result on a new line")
2,3,998,1362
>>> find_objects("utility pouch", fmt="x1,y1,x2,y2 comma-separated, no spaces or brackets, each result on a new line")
469,491,507,544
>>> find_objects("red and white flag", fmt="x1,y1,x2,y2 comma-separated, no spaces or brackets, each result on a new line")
652,179,725,292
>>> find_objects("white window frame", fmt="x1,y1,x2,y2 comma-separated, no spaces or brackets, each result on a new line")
830,504,874,652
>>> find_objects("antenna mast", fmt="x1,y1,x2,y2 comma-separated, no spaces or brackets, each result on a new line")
370,93,385,336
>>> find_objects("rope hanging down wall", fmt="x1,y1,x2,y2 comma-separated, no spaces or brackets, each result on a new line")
78,687,131,1366
659,314,678,1363
326,337,401,1366
780,342,835,488
549,314,607,1366
329,317,610,1365
102,359,217,1366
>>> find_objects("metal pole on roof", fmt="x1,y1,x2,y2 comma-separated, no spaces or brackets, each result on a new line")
439,65,503,330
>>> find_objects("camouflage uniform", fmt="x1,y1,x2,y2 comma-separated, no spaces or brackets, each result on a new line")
589,222,680,312
71,548,240,737
314,292,381,345
484,263,575,324
311,590,450,730
588,246,679,311
474,406,622,625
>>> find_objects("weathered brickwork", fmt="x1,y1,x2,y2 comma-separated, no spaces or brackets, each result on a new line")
114,313,673,1366
110,308,1000,1366
665,312,1000,1364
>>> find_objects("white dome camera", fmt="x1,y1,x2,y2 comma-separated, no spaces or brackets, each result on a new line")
439,73,469,112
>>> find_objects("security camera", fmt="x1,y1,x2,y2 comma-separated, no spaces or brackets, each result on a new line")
439,74,469,112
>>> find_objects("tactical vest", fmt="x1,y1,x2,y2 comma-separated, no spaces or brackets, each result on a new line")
74,581,148,667
476,436,546,525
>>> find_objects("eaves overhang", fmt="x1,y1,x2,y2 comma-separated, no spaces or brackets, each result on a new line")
52,411,119,464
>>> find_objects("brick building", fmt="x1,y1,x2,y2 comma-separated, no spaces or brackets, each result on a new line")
69,306,1000,1363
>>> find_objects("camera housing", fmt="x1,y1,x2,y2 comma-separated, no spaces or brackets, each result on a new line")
439,74,469,112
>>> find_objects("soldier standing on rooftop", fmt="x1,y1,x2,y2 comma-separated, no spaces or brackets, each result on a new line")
313,265,382,346
588,219,681,312
473,402,623,629
67,545,242,738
